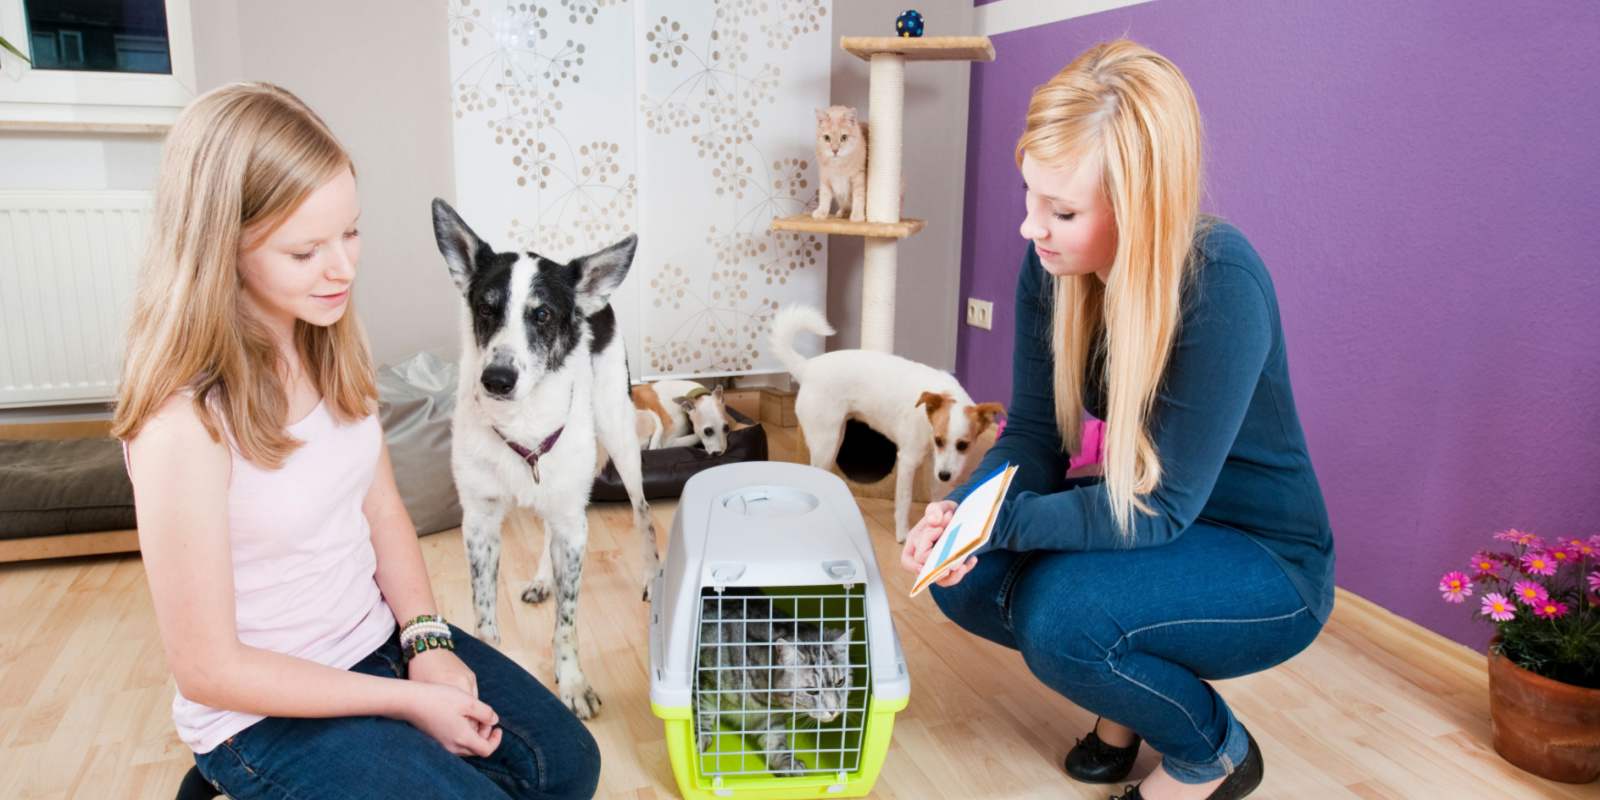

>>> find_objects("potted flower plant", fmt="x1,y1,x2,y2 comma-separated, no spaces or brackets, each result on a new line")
1439,530,1600,783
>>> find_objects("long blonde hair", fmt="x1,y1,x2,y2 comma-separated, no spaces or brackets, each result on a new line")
111,82,377,468
1016,40,1206,535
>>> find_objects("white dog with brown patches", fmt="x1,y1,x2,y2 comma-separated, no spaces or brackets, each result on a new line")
630,380,730,455
768,305,1004,542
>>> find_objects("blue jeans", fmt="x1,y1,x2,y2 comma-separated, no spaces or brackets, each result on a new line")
931,522,1325,783
194,624,601,799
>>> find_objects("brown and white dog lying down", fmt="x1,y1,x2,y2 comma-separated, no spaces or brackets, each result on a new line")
767,305,1005,542
630,380,731,455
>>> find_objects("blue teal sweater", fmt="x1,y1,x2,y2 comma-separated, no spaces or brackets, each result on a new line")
948,222,1335,622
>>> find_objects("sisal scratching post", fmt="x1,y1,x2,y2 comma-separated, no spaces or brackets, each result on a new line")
861,53,904,353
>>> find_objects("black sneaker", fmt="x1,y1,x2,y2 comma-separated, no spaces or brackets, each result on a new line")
1065,720,1142,784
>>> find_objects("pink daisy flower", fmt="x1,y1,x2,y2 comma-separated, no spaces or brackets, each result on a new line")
1521,550,1557,577
1468,551,1499,576
1569,537,1597,558
1512,580,1548,606
1588,534,1600,551
1589,571,1600,594
1479,592,1515,622
1438,571,1473,603
1532,600,1570,620
1550,548,1574,567
1494,528,1530,544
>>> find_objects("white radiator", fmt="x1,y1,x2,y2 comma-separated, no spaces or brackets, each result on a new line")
0,191,151,408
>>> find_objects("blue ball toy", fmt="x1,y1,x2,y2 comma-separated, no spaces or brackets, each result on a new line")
895,9,924,38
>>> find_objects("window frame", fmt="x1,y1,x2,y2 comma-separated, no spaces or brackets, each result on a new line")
0,0,196,128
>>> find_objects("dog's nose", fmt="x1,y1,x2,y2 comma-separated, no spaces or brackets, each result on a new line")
938,471,952,482
480,366,518,397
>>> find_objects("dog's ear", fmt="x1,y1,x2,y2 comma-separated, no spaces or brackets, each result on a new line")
431,198,484,294
674,394,697,411
569,234,637,317
968,402,1006,431
712,384,724,404
971,402,1005,424
915,391,946,416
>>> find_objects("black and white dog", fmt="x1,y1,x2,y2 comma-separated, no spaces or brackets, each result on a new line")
431,199,659,719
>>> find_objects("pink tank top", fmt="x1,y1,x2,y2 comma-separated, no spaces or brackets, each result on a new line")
159,400,396,753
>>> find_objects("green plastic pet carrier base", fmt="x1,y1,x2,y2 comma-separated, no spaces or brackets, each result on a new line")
654,694,907,799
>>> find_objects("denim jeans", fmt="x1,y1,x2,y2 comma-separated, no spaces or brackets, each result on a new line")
931,522,1326,783
194,624,601,799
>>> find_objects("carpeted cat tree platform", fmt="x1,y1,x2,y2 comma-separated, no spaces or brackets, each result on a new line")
771,36,996,502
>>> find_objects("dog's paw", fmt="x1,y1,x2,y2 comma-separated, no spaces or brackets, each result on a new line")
560,677,603,719
476,621,501,646
521,579,552,605
811,207,828,220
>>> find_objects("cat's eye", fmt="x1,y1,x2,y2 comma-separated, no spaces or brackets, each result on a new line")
840,134,848,142
823,135,831,142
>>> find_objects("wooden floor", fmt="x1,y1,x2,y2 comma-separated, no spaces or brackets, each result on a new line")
0,426,1589,798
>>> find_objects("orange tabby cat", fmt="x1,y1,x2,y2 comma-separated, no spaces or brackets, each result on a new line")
813,105,868,222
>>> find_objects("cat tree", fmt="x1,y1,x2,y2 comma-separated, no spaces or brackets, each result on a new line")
773,35,995,352
772,35,996,502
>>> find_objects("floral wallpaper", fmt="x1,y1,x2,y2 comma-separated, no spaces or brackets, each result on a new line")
446,0,830,378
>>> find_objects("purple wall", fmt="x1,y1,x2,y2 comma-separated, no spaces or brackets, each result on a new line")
956,1,1600,648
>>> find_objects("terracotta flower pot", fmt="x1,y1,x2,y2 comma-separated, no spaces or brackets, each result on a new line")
1487,639,1600,783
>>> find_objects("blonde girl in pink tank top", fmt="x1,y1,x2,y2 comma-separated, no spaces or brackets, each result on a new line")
114,82,600,799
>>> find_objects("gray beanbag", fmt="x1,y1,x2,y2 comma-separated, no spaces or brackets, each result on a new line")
376,352,463,536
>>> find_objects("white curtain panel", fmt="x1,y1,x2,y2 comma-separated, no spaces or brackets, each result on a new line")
445,0,831,380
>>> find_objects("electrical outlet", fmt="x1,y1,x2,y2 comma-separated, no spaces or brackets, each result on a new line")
966,298,993,330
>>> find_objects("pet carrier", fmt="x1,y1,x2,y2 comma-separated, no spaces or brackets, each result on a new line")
649,461,910,799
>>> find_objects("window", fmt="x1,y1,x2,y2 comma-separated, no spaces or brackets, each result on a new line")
0,0,194,128
22,0,170,74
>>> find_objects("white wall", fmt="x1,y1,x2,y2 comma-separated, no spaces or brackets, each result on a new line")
196,0,459,369
824,1,973,371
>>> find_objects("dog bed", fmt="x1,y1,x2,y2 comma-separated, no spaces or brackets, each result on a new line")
0,438,135,540
590,407,767,501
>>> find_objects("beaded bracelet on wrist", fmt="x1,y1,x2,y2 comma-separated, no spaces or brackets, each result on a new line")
399,614,453,653
401,622,450,647
403,631,455,663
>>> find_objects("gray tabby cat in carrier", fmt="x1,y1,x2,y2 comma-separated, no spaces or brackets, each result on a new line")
696,591,854,776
